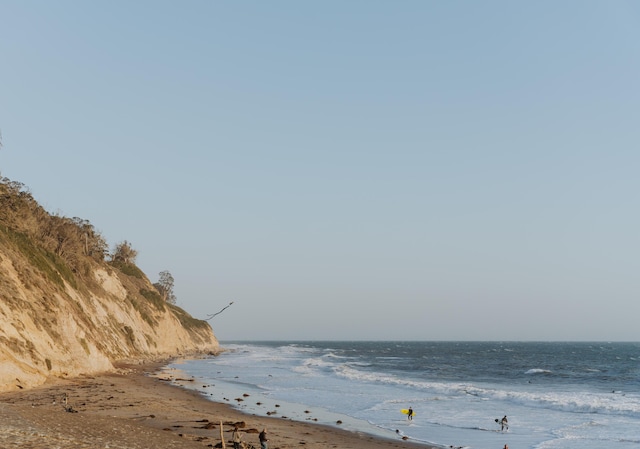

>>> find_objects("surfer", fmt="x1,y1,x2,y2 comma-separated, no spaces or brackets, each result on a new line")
500,415,508,431
407,407,413,420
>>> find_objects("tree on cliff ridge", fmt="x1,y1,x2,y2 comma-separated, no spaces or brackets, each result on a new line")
154,270,176,304
112,240,138,264
0,176,109,273
72,217,108,260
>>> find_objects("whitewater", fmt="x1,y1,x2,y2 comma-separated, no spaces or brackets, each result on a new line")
165,341,640,449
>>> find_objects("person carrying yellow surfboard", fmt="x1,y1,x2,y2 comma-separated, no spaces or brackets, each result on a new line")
401,408,416,419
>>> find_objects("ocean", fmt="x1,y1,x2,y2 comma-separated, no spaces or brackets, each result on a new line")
164,341,640,449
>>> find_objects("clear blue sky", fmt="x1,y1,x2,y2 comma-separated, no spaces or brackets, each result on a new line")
1,1,639,341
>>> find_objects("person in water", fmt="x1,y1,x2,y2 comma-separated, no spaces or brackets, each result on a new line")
500,415,508,431
407,407,413,420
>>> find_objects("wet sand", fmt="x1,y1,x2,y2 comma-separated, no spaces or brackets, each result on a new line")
0,360,436,449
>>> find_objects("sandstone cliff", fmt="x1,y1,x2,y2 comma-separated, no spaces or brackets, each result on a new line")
0,179,219,392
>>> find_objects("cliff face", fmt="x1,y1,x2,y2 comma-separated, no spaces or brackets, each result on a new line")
0,226,219,393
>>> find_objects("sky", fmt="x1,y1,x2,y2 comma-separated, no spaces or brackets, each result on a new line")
1,1,639,341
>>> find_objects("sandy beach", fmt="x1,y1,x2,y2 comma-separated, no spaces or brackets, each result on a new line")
0,359,436,449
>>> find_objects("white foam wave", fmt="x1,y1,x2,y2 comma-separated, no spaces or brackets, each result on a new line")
332,363,640,418
325,352,350,359
292,357,335,375
526,368,552,375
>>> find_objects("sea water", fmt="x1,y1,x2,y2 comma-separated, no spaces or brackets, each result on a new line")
165,342,640,449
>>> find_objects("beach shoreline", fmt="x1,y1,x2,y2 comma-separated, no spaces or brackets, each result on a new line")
0,359,438,449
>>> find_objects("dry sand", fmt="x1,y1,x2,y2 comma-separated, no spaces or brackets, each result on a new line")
0,360,437,449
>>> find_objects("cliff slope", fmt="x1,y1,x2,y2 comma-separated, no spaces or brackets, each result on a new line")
0,178,219,392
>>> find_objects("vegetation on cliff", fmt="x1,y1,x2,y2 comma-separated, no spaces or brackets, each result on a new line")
0,177,183,307
0,176,218,391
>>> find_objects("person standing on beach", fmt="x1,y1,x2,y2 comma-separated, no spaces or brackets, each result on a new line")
232,426,242,449
407,407,413,420
259,428,268,449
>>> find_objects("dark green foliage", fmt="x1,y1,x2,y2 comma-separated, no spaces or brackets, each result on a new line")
110,260,145,279
139,288,166,311
0,224,76,289
168,304,211,331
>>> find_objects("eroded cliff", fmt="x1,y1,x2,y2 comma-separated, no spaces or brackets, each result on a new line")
0,178,219,392
0,242,219,392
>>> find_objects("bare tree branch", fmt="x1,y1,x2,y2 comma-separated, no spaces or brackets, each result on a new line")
205,301,234,320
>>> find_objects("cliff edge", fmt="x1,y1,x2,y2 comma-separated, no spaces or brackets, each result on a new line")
0,178,219,392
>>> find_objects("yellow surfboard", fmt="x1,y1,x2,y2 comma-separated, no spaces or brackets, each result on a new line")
401,409,416,416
